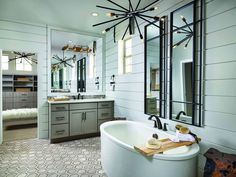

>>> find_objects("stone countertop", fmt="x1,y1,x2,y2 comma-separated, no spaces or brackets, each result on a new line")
48,98,114,104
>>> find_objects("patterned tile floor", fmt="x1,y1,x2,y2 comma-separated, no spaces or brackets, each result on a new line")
0,137,107,177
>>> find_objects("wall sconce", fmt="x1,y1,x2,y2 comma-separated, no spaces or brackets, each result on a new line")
110,75,115,91
95,76,99,90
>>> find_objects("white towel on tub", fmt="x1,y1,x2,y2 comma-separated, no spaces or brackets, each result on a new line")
169,130,195,142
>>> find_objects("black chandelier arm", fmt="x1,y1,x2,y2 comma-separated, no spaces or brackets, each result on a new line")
13,51,21,55
122,24,130,40
96,5,127,13
128,0,134,11
93,16,127,27
133,16,143,39
106,17,130,32
181,17,193,33
107,0,129,11
185,35,193,48
173,25,191,33
137,15,160,29
176,31,192,34
138,14,158,20
173,35,192,47
141,0,160,10
135,0,141,10
52,56,63,62
24,57,33,65
26,53,36,57
29,58,38,63
62,61,73,68
138,7,156,14
9,57,21,61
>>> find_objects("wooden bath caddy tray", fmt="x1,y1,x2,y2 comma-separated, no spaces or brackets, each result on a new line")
134,138,200,156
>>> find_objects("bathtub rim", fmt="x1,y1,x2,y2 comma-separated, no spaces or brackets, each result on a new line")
100,120,200,161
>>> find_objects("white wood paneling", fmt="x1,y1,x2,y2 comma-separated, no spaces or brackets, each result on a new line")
105,1,236,177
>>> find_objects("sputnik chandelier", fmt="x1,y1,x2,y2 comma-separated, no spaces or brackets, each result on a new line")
9,51,37,64
93,0,161,41
52,51,76,71
173,15,193,48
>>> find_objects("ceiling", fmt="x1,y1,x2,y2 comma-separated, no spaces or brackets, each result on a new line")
0,0,158,35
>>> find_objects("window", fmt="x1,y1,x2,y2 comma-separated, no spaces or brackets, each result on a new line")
16,58,32,71
2,55,9,70
118,38,132,74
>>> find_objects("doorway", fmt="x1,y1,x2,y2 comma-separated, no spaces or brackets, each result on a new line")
1,50,38,142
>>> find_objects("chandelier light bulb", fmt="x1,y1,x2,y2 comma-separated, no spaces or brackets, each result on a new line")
106,12,115,17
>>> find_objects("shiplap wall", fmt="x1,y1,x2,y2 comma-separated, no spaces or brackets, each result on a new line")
86,38,104,93
0,19,49,139
105,0,236,176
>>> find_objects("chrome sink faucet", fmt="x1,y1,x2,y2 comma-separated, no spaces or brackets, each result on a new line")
148,115,163,130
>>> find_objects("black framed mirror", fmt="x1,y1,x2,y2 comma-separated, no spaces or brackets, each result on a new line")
170,0,203,126
144,16,167,118
77,57,86,92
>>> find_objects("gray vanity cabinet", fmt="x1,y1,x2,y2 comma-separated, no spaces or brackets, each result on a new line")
70,109,97,136
49,101,114,143
97,102,114,130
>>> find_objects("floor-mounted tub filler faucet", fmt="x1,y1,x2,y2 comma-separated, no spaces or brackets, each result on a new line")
176,111,186,120
148,115,163,130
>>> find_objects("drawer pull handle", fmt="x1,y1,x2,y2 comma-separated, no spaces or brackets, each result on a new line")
56,117,65,120
56,130,65,134
55,107,66,110
101,104,109,107
21,94,27,96
101,113,109,116
21,99,27,101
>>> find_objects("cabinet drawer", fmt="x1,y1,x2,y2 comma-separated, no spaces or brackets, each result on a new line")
98,108,114,120
14,92,34,98
16,96,34,103
70,103,97,110
14,102,32,109
51,111,69,124
51,124,69,139
3,92,13,97
51,104,68,111
98,102,113,108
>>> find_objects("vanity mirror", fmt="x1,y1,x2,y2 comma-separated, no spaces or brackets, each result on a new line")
50,29,103,94
144,17,167,118
170,1,203,126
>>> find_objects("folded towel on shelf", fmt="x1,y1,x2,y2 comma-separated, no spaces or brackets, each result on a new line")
169,130,195,142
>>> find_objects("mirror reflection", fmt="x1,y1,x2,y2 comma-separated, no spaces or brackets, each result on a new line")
170,1,203,126
145,18,166,118
50,29,103,93
171,3,194,124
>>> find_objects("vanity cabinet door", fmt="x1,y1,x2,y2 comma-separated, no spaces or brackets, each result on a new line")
70,110,83,136
83,109,98,134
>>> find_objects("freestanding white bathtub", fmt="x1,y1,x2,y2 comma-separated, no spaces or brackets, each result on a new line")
100,121,200,177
